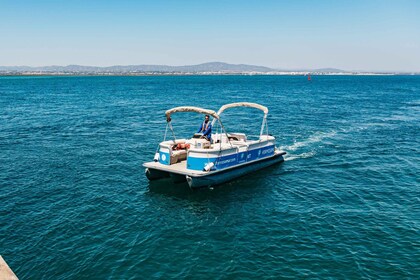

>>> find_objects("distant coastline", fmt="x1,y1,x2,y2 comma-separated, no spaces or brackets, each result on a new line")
0,72,411,76
0,62,418,76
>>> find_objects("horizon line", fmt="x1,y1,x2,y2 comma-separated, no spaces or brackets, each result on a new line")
0,62,418,73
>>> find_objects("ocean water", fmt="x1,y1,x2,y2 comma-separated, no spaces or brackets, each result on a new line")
0,75,419,279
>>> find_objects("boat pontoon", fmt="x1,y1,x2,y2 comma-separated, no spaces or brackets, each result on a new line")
143,102,286,188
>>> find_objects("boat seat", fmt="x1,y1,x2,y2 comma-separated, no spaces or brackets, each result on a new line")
171,150,187,164
228,133,247,142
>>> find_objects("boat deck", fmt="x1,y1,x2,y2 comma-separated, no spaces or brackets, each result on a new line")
143,160,206,176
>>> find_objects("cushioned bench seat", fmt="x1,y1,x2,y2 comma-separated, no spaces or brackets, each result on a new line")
170,150,187,164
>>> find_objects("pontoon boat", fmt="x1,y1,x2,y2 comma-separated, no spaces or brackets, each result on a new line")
143,102,286,188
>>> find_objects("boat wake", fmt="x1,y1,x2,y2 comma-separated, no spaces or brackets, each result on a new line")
284,151,316,161
281,131,337,152
280,131,337,161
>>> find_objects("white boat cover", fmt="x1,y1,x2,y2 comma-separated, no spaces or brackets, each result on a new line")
217,102,268,115
165,106,219,120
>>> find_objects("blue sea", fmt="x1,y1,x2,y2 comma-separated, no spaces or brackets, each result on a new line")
0,75,419,279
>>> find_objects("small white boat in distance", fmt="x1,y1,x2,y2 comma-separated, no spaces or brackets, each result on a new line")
143,102,286,188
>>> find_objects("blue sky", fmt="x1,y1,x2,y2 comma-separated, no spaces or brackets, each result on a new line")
1,0,419,71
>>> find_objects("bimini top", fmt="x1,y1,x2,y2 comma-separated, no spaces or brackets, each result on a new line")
165,106,219,121
216,102,268,116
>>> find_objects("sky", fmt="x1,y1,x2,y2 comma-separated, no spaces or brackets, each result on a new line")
1,0,419,71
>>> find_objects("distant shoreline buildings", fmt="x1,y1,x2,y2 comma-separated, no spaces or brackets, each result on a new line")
0,62,417,76
0,72,409,76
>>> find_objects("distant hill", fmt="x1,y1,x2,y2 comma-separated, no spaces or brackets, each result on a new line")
2,63,407,75
0,62,275,73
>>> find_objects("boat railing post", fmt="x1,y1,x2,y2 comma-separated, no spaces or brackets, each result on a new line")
168,121,177,142
266,115,269,136
163,122,169,141
259,114,267,140
218,119,233,148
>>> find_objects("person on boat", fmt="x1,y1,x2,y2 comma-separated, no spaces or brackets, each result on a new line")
197,114,212,141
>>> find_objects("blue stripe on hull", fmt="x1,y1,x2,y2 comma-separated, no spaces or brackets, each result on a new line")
187,145,275,171
187,153,284,188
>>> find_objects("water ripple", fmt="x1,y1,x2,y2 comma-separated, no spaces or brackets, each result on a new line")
0,75,419,278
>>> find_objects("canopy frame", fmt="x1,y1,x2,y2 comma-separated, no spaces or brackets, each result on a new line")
216,102,268,116
165,106,219,122
211,102,269,139
164,106,231,145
